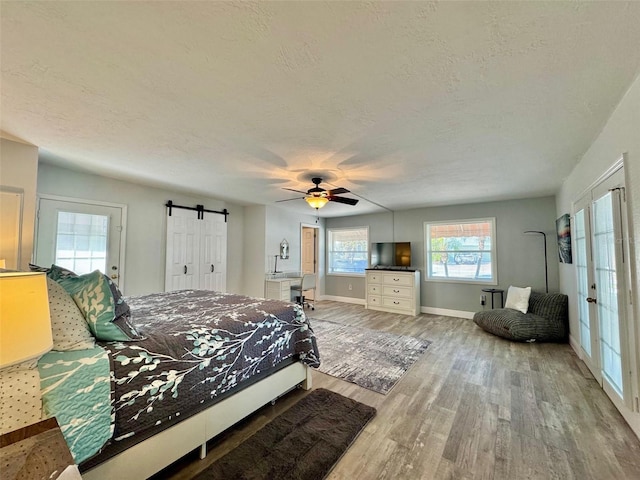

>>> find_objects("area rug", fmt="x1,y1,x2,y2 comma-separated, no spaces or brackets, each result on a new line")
310,318,431,395
191,388,376,480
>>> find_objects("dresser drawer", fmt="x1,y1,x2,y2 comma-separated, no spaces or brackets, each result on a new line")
383,273,413,287
367,273,382,284
382,297,412,310
368,284,382,295
382,285,412,298
367,295,381,306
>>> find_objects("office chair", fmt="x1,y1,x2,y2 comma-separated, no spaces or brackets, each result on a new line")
291,274,316,310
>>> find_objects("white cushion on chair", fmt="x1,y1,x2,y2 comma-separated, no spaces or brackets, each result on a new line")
504,286,531,314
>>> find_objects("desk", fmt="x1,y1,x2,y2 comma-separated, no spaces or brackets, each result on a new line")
265,277,302,301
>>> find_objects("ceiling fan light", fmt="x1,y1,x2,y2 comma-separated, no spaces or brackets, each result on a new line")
305,196,329,209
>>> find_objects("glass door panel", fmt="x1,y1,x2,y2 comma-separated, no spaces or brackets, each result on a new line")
574,209,591,356
55,212,109,274
592,190,625,397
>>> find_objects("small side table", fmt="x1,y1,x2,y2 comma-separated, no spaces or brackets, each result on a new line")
0,417,79,480
482,288,504,309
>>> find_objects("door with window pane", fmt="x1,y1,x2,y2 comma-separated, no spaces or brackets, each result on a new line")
35,197,125,288
574,167,631,406
574,202,601,381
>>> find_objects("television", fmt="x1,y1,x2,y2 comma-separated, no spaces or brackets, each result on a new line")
370,242,412,268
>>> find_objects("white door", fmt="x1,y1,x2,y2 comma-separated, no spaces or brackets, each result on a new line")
301,226,317,274
574,166,633,409
574,198,601,381
165,208,199,291
199,212,227,292
35,196,125,288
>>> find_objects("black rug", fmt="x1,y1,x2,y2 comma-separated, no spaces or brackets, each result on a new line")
192,389,376,480
311,318,432,394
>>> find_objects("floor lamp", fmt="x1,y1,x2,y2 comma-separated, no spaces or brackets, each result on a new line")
524,230,548,293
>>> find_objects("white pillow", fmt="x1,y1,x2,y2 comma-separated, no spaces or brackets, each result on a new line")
505,286,531,314
47,278,96,351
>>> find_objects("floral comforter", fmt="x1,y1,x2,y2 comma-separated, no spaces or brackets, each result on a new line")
102,290,320,442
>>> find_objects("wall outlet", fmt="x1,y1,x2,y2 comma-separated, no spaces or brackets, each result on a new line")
348,283,353,291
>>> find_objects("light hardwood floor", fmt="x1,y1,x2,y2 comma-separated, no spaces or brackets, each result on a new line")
158,301,640,480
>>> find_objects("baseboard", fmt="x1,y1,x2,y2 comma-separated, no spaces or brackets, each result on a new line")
421,306,475,319
319,295,366,306
319,297,474,318
569,334,581,356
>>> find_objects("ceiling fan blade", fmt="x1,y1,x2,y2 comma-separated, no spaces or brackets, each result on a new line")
326,187,349,195
328,196,359,206
282,187,308,194
275,196,305,203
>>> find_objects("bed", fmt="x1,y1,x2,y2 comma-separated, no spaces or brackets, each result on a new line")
25,268,320,479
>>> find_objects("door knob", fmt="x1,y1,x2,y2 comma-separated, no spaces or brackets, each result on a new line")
110,274,119,279
586,297,597,304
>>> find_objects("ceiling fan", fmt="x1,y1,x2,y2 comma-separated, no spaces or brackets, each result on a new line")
277,177,359,209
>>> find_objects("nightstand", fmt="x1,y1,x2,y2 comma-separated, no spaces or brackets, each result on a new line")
0,417,80,480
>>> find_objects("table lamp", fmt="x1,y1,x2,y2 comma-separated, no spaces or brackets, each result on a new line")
0,272,53,368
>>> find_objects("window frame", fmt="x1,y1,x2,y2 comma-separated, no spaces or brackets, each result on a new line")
326,226,369,277
424,217,497,285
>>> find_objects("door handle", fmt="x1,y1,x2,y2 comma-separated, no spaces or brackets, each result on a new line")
110,274,119,279
211,264,214,272
586,297,597,304
184,265,187,274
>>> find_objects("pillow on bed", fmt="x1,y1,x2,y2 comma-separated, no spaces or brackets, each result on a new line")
47,278,96,351
113,314,145,341
33,264,132,321
105,275,131,320
56,270,133,342
30,263,78,281
0,360,43,435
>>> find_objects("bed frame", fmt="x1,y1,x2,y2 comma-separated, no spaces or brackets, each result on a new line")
83,362,312,479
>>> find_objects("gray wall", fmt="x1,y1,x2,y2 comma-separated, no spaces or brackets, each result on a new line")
37,163,245,296
242,205,266,298
326,196,559,313
0,138,39,270
556,73,640,349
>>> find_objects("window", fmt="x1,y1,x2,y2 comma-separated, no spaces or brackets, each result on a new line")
327,227,368,275
55,212,109,274
424,218,497,284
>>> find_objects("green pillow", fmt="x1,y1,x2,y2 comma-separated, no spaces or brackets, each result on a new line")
57,270,129,342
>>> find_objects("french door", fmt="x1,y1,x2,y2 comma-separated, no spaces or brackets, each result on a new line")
35,195,126,289
574,166,634,409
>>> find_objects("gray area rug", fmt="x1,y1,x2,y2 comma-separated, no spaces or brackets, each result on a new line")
191,388,376,480
310,318,431,395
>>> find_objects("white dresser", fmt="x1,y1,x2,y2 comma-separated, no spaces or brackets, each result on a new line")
365,269,420,316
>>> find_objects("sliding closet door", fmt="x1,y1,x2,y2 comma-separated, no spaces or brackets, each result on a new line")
199,212,227,292
165,208,227,292
165,208,199,291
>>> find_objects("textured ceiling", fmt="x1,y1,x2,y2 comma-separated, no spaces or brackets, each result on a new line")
2,1,640,217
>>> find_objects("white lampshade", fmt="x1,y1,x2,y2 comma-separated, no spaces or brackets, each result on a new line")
0,272,52,368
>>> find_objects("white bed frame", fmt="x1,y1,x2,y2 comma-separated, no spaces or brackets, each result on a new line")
83,362,312,480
